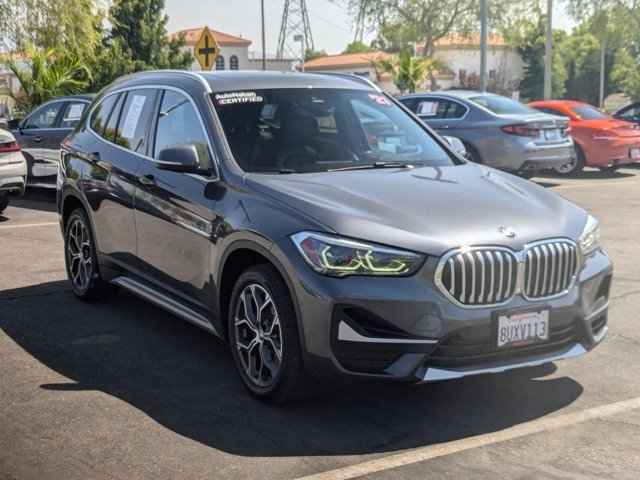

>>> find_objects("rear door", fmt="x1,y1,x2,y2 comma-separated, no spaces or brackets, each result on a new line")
81,89,156,269
15,100,66,184
134,88,219,309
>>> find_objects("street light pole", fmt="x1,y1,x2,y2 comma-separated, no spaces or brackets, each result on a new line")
480,0,487,92
261,0,266,71
544,0,553,99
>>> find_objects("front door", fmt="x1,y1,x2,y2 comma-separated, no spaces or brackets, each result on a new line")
135,89,219,310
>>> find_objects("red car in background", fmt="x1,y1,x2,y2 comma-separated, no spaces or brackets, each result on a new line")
529,100,640,174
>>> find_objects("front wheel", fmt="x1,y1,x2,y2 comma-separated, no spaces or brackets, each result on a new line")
0,193,9,214
228,264,308,403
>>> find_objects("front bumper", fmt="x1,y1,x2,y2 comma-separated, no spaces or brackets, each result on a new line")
283,241,613,383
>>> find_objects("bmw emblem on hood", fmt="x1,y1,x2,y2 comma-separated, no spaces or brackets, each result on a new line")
499,226,517,239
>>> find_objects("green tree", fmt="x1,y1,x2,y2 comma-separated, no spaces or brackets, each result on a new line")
612,48,640,101
6,47,91,112
85,0,192,90
304,49,328,61
510,15,567,101
0,0,103,59
343,41,374,54
375,50,445,93
108,0,192,70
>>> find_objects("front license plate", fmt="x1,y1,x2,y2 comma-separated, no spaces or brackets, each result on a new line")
497,310,549,348
544,129,561,141
630,148,640,160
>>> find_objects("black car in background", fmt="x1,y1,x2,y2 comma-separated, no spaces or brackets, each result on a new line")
10,94,94,187
613,102,640,125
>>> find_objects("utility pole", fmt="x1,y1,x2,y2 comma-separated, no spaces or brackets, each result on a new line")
261,0,266,70
544,0,553,99
277,0,314,60
599,36,606,107
479,0,488,92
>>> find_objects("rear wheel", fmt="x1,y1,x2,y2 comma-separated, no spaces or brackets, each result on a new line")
0,193,9,214
64,208,114,300
228,264,308,403
553,145,585,175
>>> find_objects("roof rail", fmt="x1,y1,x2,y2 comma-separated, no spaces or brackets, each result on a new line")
113,70,212,93
308,72,382,92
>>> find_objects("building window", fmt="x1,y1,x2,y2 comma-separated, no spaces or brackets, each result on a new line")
230,55,239,70
216,55,225,70
489,69,496,80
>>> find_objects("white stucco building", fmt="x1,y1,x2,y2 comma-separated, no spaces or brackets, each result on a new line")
302,33,524,95
170,27,295,72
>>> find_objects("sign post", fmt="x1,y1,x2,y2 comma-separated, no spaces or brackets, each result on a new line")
195,27,220,71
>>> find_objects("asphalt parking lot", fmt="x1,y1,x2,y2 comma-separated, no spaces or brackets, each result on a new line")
2,168,640,480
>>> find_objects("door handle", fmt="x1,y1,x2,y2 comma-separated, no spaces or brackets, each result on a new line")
440,125,450,129
138,174,155,186
33,136,43,142
87,152,100,162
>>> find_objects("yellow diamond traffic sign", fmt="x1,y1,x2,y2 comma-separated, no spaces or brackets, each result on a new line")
195,27,220,71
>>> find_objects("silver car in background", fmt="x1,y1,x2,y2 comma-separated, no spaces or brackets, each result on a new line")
400,91,575,176
0,128,27,214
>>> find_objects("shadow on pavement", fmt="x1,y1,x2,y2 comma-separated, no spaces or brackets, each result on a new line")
538,169,636,181
0,280,584,458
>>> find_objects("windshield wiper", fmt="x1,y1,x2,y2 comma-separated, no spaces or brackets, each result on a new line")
328,161,415,172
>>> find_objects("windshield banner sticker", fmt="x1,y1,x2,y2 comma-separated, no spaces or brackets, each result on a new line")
215,92,264,106
121,95,147,139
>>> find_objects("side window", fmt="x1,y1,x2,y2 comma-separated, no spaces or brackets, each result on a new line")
539,107,565,117
90,95,119,136
24,102,64,129
619,105,640,121
399,98,418,112
103,93,126,143
60,102,88,128
154,90,212,167
115,89,158,154
415,99,446,119
441,101,467,119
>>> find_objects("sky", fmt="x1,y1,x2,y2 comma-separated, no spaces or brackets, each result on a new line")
164,0,575,57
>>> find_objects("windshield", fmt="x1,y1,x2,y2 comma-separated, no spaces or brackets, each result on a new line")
572,105,609,120
469,95,537,115
213,89,457,173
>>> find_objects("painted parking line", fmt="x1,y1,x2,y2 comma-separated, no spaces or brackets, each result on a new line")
295,396,640,480
0,222,59,229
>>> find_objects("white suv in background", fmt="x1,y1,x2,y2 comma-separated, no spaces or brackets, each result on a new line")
0,128,27,214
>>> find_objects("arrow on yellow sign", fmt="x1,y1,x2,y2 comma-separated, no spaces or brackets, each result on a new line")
195,27,219,71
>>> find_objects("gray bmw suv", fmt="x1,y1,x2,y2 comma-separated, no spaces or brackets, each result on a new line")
58,71,612,403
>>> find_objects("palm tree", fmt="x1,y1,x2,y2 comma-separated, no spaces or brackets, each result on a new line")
5,46,92,113
375,50,447,94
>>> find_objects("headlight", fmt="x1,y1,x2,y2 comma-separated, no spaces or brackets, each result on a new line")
291,232,425,277
579,215,601,256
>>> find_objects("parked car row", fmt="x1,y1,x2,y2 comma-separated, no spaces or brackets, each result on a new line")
54,70,612,403
399,92,640,176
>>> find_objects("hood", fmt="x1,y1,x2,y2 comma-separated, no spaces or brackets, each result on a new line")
247,163,587,256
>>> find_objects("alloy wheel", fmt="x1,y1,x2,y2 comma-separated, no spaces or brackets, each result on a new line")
234,283,283,388
554,157,578,174
67,218,94,292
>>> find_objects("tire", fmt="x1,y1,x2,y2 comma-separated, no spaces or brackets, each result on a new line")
64,208,114,301
553,145,585,175
0,193,9,214
228,264,309,403
463,142,482,164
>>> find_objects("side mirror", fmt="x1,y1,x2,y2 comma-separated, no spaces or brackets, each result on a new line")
442,135,468,158
7,118,22,130
156,144,202,173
